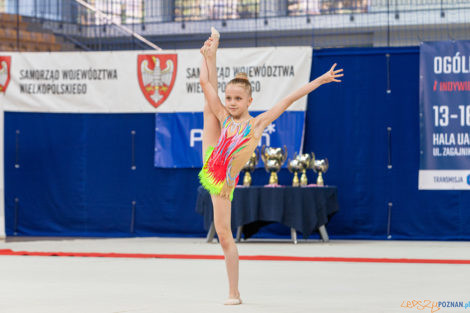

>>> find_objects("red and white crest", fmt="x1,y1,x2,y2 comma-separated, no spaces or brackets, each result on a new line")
137,54,177,109
0,56,11,94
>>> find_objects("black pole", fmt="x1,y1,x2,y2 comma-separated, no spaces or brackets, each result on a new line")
131,130,136,170
14,198,19,236
387,202,392,239
15,130,20,168
386,53,391,94
16,0,20,51
130,201,136,233
387,126,392,169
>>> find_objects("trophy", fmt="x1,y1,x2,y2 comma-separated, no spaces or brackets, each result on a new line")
241,147,259,186
261,145,288,185
287,155,303,187
313,158,329,186
296,152,315,186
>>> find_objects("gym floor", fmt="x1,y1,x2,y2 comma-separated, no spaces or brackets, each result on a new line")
0,237,469,313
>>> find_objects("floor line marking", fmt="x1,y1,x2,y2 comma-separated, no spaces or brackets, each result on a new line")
0,249,469,264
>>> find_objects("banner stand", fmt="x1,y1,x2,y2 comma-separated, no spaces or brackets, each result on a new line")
419,40,470,190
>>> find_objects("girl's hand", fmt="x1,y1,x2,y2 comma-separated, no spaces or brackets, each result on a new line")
319,63,344,84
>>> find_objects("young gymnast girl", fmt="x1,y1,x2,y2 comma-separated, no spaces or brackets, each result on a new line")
198,29,343,305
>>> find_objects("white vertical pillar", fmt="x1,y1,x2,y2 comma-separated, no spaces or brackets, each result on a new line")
0,107,5,239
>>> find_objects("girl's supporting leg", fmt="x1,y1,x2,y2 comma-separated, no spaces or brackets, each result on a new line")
202,36,221,157
211,195,241,301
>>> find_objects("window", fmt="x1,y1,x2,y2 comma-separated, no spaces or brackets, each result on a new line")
174,0,259,21
88,0,144,24
319,0,369,14
288,0,369,16
288,0,320,16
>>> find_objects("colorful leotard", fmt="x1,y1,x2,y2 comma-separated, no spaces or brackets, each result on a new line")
199,115,260,201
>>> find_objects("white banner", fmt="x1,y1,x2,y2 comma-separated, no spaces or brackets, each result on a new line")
0,47,312,113
418,170,470,190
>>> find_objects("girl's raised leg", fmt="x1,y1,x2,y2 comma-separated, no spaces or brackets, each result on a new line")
202,33,221,157
211,195,241,304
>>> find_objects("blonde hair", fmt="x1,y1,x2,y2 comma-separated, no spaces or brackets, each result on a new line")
228,72,252,96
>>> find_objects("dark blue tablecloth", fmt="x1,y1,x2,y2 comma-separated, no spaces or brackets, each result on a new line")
195,185,339,239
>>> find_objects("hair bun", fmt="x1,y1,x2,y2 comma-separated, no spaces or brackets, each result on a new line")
235,72,249,80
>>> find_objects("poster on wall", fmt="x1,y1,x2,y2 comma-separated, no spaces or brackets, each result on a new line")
0,47,310,113
154,111,306,168
419,41,470,189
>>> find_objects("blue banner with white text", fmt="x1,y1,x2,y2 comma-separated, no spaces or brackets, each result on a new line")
419,41,470,189
154,111,305,168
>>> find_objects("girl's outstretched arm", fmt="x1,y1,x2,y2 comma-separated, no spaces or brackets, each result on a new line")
255,63,343,131
200,50,228,122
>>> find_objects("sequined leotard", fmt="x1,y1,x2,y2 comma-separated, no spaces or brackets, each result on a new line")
199,115,259,201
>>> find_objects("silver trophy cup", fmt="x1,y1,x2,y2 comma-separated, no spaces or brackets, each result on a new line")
261,145,288,185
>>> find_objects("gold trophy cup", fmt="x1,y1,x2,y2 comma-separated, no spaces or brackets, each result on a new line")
241,147,259,186
313,158,329,186
296,152,315,186
287,156,304,187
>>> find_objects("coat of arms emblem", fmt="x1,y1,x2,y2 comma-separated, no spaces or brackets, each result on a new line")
0,56,11,94
137,54,177,108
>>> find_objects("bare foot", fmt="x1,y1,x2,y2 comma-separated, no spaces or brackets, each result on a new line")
224,297,242,305
201,28,220,58
206,39,219,59
224,291,241,305
200,37,213,57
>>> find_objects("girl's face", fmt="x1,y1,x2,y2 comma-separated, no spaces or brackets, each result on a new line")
225,83,252,118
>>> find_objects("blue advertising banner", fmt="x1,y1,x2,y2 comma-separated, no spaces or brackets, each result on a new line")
155,111,306,168
419,41,470,189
